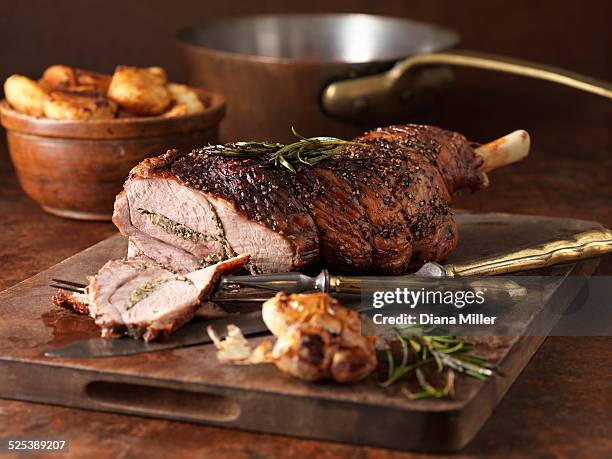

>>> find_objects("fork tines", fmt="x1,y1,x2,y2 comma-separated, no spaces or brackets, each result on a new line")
50,278,87,294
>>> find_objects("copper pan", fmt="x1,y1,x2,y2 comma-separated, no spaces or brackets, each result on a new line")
177,14,612,142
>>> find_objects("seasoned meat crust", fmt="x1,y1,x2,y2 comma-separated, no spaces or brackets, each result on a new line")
52,290,90,315
116,124,487,274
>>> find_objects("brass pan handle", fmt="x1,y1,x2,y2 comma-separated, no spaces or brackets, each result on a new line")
399,50,612,99
444,228,612,277
322,50,612,121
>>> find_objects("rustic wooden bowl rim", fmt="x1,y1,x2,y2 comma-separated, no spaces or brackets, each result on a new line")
0,87,226,140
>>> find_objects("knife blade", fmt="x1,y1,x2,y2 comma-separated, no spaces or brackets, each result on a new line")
45,310,268,359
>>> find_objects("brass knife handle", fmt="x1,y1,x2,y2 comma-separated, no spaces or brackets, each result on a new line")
444,228,612,277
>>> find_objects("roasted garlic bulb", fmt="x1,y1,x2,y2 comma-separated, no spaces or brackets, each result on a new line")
209,292,377,383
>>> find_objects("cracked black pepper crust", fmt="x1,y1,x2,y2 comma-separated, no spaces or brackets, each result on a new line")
129,124,487,274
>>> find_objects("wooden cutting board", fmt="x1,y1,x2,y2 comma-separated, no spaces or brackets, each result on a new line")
0,212,601,453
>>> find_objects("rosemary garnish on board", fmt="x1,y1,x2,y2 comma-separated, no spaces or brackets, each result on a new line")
381,326,497,400
208,127,364,173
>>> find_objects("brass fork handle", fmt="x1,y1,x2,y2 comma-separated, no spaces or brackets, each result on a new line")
445,228,612,277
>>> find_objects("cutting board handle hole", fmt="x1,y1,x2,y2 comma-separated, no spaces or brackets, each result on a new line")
85,381,240,422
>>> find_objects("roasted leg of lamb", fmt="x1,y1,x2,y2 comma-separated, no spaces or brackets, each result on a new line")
114,124,529,275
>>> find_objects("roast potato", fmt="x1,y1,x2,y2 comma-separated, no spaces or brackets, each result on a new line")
167,83,204,114
162,103,189,117
4,65,204,120
41,65,112,93
75,69,112,93
43,90,117,120
116,108,135,118
3,75,47,116
146,66,167,84
107,66,171,115
40,65,77,90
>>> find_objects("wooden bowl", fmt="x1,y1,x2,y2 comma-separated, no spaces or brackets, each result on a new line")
0,89,225,220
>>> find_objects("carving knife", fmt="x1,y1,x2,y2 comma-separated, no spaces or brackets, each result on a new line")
45,303,371,359
46,228,612,358
45,310,268,359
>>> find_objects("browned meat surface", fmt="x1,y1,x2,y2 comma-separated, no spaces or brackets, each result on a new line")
114,124,487,274
52,290,90,315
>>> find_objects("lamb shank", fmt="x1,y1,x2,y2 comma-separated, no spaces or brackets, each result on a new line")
114,124,529,275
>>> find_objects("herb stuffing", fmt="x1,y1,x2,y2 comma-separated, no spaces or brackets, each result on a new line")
137,208,262,274
126,275,194,311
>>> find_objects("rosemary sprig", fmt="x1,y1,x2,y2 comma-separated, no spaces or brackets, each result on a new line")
381,326,497,400
204,127,365,173
268,127,365,172
210,141,283,158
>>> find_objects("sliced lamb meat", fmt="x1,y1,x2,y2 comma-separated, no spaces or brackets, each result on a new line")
114,162,313,274
88,259,172,338
114,192,202,272
113,124,506,274
65,254,249,341
53,285,230,323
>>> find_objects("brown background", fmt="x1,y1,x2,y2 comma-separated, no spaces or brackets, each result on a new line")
1,0,610,81
0,0,610,146
0,1,611,458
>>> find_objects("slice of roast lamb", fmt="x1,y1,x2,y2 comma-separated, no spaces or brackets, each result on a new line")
54,254,249,341
53,283,232,326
